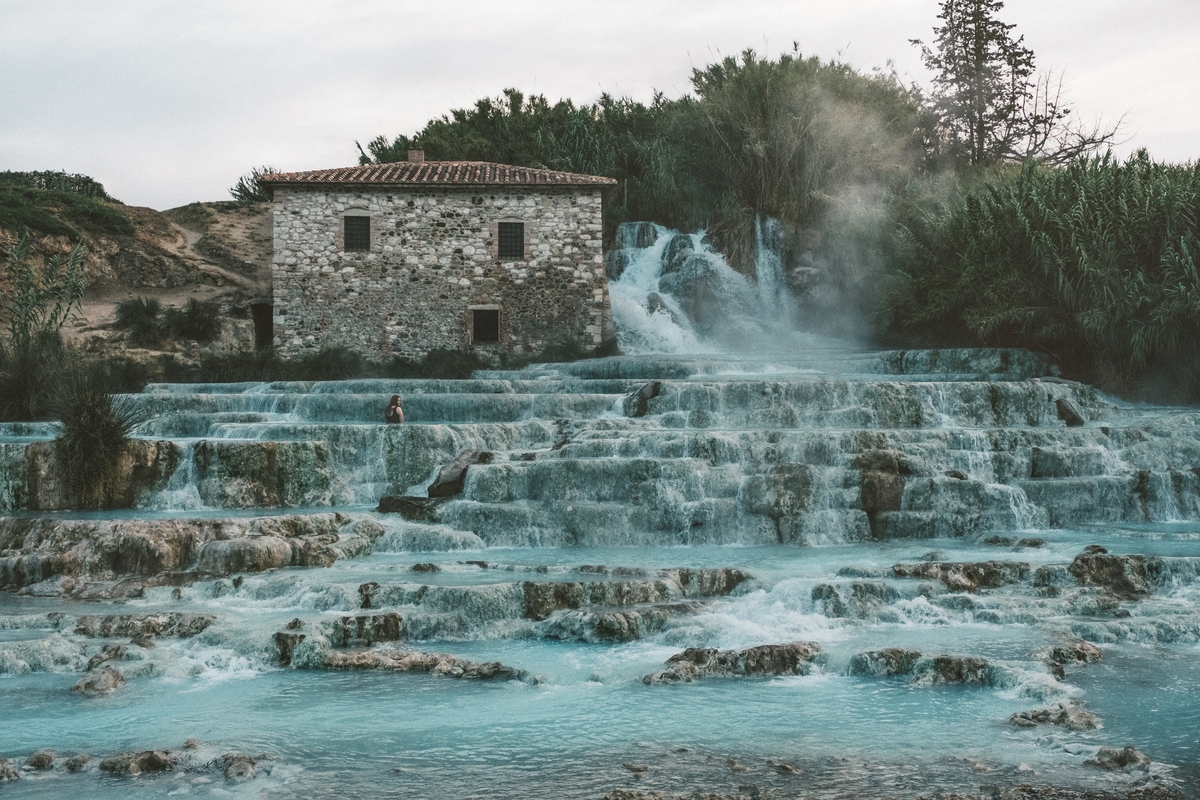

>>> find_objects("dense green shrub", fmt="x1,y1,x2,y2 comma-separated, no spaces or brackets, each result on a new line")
229,166,278,204
0,170,112,199
0,184,132,239
54,364,145,509
883,152,1200,399
114,297,222,347
114,296,163,347
166,298,222,342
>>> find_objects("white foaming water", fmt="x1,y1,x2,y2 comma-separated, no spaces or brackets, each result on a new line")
609,221,807,356
754,214,797,328
608,226,709,354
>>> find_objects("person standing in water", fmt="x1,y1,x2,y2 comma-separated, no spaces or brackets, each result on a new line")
384,395,404,424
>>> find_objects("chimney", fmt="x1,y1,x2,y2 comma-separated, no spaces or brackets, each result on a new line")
408,149,425,163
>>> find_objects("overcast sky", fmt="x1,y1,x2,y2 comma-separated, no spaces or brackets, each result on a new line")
2,0,1197,210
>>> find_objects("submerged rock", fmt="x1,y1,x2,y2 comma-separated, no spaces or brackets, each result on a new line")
0,759,18,781
99,750,176,775
25,750,55,770
75,612,215,639
64,754,92,772
848,648,922,677
891,561,1029,592
849,650,996,687
376,495,445,521
428,449,494,498
811,582,899,618
541,602,705,643
642,642,823,684
1010,703,1099,731
221,752,257,782
1085,746,1151,771
71,665,125,696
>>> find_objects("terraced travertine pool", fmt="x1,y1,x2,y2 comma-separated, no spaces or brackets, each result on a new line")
1,343,1199,799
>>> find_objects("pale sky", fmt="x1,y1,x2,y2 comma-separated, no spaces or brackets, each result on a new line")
2,0,1197,210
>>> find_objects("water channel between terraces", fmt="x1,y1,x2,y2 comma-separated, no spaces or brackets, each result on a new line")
1,226,1199,799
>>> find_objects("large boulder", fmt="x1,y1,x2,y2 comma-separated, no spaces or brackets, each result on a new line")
1068,546,1161,597
615,221,659,250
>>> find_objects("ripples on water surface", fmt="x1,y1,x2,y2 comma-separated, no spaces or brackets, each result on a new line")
2,523,1198,798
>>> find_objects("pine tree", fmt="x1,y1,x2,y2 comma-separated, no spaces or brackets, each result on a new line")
913,0,1117,167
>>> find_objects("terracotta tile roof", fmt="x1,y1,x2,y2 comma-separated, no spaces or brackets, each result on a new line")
258,162,617,189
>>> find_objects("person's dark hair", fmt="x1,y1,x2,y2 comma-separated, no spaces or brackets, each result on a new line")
390,394,401,404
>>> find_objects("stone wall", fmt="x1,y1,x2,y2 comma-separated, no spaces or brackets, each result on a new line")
271,186,614,360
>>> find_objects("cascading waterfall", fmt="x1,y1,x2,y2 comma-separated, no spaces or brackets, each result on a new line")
753,214,797,328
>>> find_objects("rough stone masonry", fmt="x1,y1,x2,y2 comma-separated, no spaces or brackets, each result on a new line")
262,156,617,361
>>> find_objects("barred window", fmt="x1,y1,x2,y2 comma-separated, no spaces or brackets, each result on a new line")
344,216,370,252
473,309,500,344
497,222,524,260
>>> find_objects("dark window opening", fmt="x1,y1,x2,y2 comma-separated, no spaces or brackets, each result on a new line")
250,302,273,350
473,309,500,344
497,222,524,260
344,216,370,252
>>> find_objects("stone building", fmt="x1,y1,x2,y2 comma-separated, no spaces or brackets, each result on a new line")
260,151,616,361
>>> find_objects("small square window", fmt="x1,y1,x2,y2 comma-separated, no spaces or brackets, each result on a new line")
473,309,500,344
344,216,370,252
498,222,524,260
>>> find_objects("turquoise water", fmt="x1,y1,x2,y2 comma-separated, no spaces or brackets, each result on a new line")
3,523,1197,798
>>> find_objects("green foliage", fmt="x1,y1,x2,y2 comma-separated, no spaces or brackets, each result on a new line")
0,170,112,200
356,51,933,245
229,166,278,204
54,363,146,509
114,296,163,347
0,234,86,420
0,183,133,239
883,151,1200,399
168,298,222,342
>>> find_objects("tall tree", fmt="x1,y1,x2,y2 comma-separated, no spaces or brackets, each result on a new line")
913,0,1117,167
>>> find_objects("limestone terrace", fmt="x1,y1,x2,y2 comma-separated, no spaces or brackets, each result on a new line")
258,162,618,190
